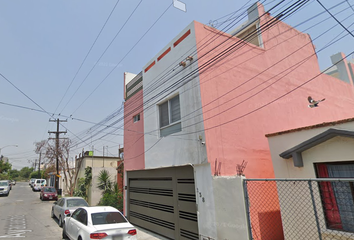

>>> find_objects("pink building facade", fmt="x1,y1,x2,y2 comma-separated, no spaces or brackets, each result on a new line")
123,3,354,239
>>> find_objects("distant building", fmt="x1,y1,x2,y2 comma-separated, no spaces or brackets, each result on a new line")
324,52,354,84
75,152,119,206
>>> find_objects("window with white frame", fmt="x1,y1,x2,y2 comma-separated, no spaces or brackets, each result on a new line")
159,95,181,137
133,114,140,123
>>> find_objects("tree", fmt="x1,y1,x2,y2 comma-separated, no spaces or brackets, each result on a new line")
34,139,83,196
30,170,44,179
73,167,92,201
97,169,112,194
19,167,34,179
97,170,122,210
0,160,11,174
9,169,19,179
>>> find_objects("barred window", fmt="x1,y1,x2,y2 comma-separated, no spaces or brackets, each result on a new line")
316,162,354,233
159,95,181,137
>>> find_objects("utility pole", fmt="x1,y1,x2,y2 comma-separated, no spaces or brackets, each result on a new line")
38,151,41,177
49,119,67,192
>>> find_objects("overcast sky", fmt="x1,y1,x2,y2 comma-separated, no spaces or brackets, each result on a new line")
1,0,353,170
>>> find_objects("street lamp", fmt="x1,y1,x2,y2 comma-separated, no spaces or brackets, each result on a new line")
0,145,18,160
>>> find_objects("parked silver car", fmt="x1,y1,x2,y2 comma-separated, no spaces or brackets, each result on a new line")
51,197,89,227
0,180,11,196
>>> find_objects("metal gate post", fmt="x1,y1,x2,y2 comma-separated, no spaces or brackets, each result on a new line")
243,180,253,240
308,180,322,240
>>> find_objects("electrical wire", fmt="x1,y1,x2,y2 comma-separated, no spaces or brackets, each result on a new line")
65,0,316,150
101,0,352,157
53,0,121,115
59,0,144,114
69,2,173,116
70,0,314,154
316,0,354,38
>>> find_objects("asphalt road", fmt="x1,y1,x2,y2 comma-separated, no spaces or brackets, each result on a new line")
0,181,62,239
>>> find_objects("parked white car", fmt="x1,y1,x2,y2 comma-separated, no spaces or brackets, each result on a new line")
32,179,46,191
0,180,11,196
62,206,137,240
52,197,89,227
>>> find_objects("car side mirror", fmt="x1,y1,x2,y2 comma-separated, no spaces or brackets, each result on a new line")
65,213,71,217
53,201,57,205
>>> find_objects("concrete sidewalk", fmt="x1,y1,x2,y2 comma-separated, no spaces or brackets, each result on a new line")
136,227,169,240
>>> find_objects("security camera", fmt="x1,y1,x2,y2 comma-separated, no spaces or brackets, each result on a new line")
201,142,206,145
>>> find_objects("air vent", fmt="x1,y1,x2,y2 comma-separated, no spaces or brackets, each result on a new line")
178,193,196,202
130,199,174,213
130,211,175,230
179,211,197,222
130,187,173,197
180,229,199,240
177,178,194,184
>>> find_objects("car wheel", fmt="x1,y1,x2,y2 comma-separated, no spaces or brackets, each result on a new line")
51,209,54,218
58,215,63,227
62,224,68,239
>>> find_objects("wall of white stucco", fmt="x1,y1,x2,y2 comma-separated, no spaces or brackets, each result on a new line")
89,167,117,206
193,163,217,239
267,120,354,240
213,176,250,240
267,121,354,178
142,21,207,169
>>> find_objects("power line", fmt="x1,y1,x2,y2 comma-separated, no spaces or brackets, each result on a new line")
67,0,318,149
59,0,144,114
345,0,354,13
120,0,306,122
69,2,173,116
121,0,310,128
72,0,316,156
53,0,121,114
113,1,354,156
316,0,354,38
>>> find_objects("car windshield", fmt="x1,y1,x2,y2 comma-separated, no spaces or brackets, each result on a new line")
66,199,88,207
44,188,56,192
0,182,8,186
91,212,127,225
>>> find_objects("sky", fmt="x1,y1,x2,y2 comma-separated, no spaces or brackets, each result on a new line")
0,0,353,170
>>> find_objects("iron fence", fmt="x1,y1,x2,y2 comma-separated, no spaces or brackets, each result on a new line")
243,179,354,240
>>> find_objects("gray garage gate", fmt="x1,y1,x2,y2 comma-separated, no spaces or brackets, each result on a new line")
127,165,199,240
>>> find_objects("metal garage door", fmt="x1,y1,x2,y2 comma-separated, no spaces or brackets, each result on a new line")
127,165,198,240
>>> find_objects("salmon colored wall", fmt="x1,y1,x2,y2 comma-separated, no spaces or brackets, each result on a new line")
195,5,354,239
124,89,145,171
194,9,354,180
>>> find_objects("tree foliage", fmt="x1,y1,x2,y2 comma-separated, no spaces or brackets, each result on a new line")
97,169,112,194
73,167,92,201
97,170,122,210
0,160,12,174
34,139,83,196
30,170,44,179
19,167,34,179
73,178,87,199
9,169,19,178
